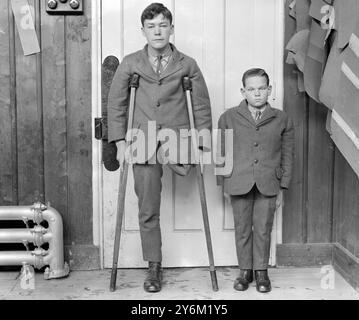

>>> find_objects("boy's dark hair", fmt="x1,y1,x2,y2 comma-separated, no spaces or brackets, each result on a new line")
242,68,270,87
141,3,173,26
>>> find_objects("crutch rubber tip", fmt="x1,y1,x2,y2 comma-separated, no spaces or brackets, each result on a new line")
110,269,117,292
210,270,219,291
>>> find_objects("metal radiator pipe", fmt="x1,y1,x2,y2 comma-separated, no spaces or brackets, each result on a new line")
0,203,47,224
0,250,46,269
0,203,69,279
41,206,69,279
0,227,50,246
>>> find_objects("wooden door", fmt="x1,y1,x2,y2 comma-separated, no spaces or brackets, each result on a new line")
100,0,284,268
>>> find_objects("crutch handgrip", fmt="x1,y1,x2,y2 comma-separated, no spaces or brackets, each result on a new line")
130,73,140,88
182,76,192,92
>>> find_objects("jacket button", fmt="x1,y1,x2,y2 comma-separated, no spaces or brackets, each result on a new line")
158,81,162,85
255,127,259,131
254,159,258,164
254,142,259,147
156,102,160,107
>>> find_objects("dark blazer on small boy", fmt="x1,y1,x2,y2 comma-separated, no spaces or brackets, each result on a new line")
217,99,295,196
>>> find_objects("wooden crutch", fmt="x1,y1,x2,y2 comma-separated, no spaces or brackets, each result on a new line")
182,76,219,292
110,73,140,292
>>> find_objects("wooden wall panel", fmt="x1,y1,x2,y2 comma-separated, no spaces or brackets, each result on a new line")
0,0,14,205
15,0,44,204
283,0,336,245
40,3,69,242
283,0,358,261
65,3,93,245
333,149,359,260
0,2,95,265
282,0,305,243
307,101,334,243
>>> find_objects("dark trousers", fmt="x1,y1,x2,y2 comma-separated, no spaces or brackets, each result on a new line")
230,185,276,270
133,163,163,262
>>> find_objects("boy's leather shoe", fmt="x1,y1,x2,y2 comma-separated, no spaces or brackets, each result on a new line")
144,262,162,293
255,270,271,293
233,269,253,291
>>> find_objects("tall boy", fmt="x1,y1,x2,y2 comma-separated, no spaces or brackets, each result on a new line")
107,3,212,293
217,68,294,293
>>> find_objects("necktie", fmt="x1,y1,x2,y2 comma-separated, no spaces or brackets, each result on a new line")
156,55,163,76
255,111,262,122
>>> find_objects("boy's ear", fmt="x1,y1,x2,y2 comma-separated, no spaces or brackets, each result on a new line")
141,27,145,37
267,85,273,96
240,88,246,98
170,24,174,35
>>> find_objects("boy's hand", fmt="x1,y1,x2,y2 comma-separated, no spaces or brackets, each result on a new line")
116,140,126,169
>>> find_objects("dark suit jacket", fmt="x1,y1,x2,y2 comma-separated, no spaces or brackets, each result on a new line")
107,43,212,164
217,100,295,196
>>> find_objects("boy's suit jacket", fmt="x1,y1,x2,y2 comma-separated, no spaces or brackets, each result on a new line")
217,100,295,196
107,43,212,164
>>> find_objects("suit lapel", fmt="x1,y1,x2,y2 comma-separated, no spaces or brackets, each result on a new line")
159,44,184,80
134,45,158,81
257,103,277,125
237,100,256,126
133,44,184,81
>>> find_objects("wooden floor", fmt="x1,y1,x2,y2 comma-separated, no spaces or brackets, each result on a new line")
0,267,358,300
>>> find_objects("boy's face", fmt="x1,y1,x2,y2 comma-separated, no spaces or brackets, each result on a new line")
241,75,272,108
142,13,174,53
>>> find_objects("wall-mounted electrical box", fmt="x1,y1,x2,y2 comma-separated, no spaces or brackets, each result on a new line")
46,0,83,15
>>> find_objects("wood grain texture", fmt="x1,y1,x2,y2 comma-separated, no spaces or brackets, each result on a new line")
282,0,305,243
333,149,359,259
282,0,358,254
0,0,14,205
65,2,93,245
277,243,333,267
0,1,96,266
40,3,69,242
64,244,100,270
333,244,359,292
9,0,18,206
307,101,334,243
15,0,43,204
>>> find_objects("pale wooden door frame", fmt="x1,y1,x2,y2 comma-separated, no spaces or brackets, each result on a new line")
91,0,104,269
269,0,285,266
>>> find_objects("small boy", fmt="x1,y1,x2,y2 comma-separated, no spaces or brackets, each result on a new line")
217,68,294,293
